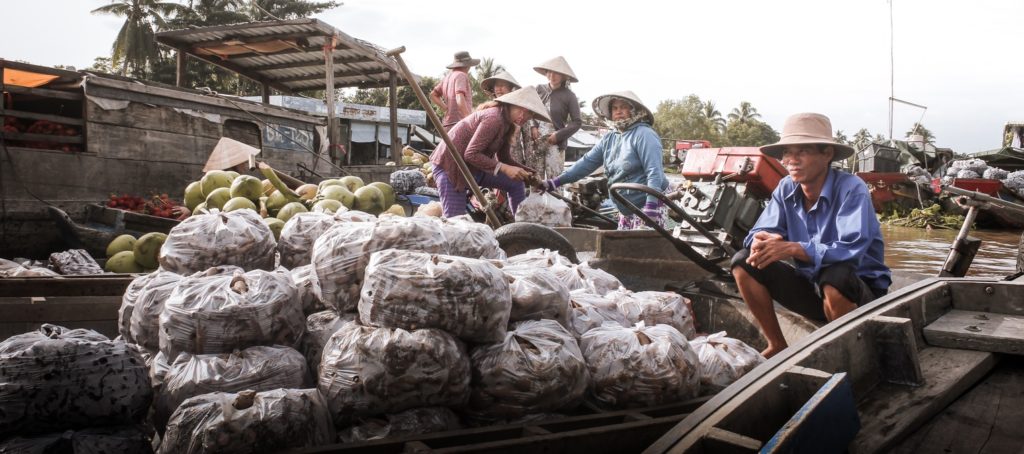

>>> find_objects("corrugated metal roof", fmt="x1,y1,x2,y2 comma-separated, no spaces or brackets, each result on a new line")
155,18,407,93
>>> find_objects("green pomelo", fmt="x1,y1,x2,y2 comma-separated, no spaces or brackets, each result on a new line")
297,184,319,201
263,217,285,240
132,232,166,269
193,202,208,215
339,176,365,193
106,234,136,258
385,204,406,217
353,186,386,215
319,184,355,206
368,182,396,208
313,199,344,214
277,202,308,223
230,175,264,201
265,190,287,215
105,251,143,273
224,197,257,212
184,181,205,211
200,170,233,198
205,187,232,211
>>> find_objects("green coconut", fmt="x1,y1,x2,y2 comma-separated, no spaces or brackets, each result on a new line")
184,181,205,211
226,171,240,180
353,185,386,215
368,182,396,208
106,234,136,258
193,202,209,215
339,176,365,193
223,197,258,212
384,204,406,217
318,185,356,208
133,232,166,269
277,202,308,223
205,187,232,211
200,170,233,198
230,175,264,202
263,217,285,241
105,251,143,273
312,199,343,214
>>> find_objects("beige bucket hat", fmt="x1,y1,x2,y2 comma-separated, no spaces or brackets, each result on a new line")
481,70,521,94
495,86,553,123
203,137,261,172
760,113,855,161
446,51,480,69
533,56,578,83
592,91,654,125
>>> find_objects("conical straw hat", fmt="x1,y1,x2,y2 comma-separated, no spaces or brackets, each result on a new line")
203,137,261,172
495,86,552,123
592,90,654,124
481,70,522,94
533,56,578,83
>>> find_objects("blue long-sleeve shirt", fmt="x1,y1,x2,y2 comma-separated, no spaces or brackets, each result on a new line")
744,168,892,290
557,123,668,215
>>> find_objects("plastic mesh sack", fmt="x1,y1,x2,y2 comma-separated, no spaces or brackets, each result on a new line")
983,167,1009,180
292,264,327,315
514,192,572,227
690,332,765,393
390,169,427,194
158,267,303,359
158,210,276,275
278,212,337,269
359,249,512,343
610,289,697,339
313,216,447,312
442,216,506,260
303,310,358,377
153,345,310,429
467,320,588,419
567,290,630,338
506,248,573,267
502,264,570,326
1004,170,1024,190
317,323,470,420
120,270,182,352
158,388,335,454
0,324,152,438
956,169,981,179
549,263,623,294
339,407,462,443
0,258,59,277
948,158,988,175
580,323,701,409
0,425,154,454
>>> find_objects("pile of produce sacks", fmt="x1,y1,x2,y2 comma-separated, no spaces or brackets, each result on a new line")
303,310,357,378
119,269,181,352
515,192,572,227
159,210,276,275
159,388,335,454
943,159,1024,197
278,212,338,269
158,267,303,358
566,290,630,339
502,264,571,326
291,264,326,315
0,325,152,438
610,289,697,339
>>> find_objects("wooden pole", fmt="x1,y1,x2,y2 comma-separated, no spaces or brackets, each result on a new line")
385,46,503,228
175,51,187,87
389,71,400,164
324,38,338,164
261,83,270,104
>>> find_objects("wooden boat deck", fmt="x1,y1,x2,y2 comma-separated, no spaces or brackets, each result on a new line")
892,355,1024,454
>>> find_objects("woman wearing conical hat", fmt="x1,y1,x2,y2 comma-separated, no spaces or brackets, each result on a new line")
429,87,551,218
532,56,582,179
538,91,669,230
480,70,533,172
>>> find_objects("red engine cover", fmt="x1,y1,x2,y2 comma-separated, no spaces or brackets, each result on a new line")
680,147,787,198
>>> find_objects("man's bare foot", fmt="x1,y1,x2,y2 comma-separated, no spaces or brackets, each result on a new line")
761,344,786,359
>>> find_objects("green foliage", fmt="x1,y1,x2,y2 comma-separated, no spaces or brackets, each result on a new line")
91,0,189,78
834,130,849,145
905,122,936,143
653,95,778,147
724,117,780,147
471,58,504,105
881,203,964,229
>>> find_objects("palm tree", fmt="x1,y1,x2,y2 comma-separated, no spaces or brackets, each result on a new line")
852,128,873,149
474,58,504,81
834,130,849,145
185,0,248,25
727,101,761,124
92,0,188,77
905,122,935,143
701,100,726,132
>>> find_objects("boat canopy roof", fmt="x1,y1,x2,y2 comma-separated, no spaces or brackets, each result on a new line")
155,18,413,93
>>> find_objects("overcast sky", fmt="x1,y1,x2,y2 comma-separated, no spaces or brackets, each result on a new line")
3,0,1021,152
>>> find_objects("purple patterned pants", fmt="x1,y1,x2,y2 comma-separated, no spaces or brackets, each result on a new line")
434,168,527,218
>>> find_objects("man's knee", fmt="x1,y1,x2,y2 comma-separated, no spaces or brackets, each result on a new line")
818,262,870,306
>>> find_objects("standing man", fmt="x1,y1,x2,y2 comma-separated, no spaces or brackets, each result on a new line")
731,113,891,358
430,51,479,131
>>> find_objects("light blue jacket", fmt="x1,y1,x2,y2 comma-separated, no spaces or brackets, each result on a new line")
558,123,668,215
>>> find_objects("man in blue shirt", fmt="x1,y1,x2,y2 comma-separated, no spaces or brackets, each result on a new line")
731,113,891,358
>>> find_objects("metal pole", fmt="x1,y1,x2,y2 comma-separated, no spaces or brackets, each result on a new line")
384,46,503,228
939,205,978,277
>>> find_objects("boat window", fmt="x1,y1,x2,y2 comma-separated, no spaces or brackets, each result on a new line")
223,119,261,149
2,65,86,153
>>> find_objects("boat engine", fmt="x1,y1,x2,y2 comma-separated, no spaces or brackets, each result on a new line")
674,147,787,250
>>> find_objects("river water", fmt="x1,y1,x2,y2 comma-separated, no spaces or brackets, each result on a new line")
884,225,1022,290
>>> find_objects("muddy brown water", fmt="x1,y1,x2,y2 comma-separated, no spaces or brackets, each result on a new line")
883,225,1022,290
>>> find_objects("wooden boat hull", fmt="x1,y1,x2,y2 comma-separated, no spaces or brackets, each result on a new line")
47,204,180,259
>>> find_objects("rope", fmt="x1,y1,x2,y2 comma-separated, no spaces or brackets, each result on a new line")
197,87,350,176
